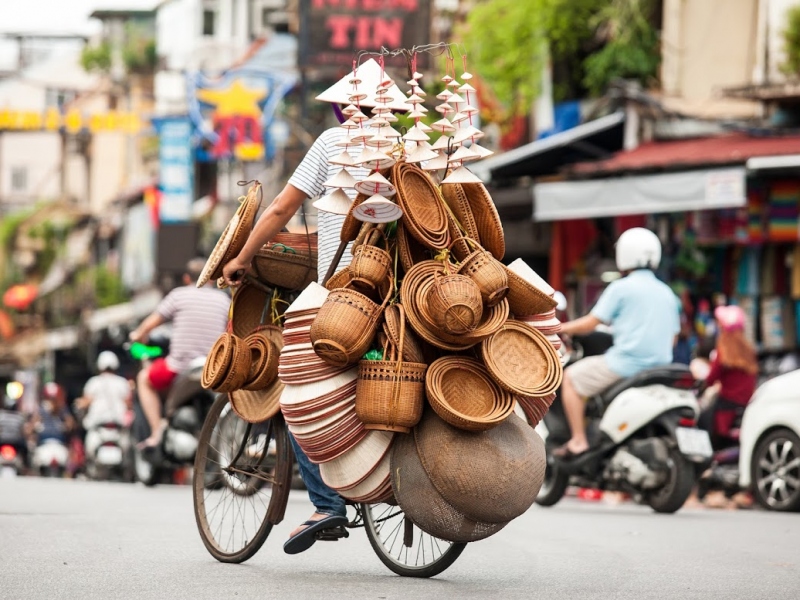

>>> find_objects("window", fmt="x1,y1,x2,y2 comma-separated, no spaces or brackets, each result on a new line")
10,167,27,193
202,9,216,36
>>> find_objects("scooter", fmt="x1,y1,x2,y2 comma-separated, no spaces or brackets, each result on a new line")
0,443,25,477
32,437,69,477
536,332,713,513
129,337,219,486
84,422,132,481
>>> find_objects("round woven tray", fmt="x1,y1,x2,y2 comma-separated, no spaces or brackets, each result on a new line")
461,182,505,260
202,333,251,393
481,320,563,398
229,378,284,423
231,284,270,338
198,182,261,287
414,409,545,524
393,162,451,250
390,425,508,543
242,331,278,391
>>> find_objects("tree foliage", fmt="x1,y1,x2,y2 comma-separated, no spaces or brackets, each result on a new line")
80,41,112,73
458,0,660,117
782,4,800,77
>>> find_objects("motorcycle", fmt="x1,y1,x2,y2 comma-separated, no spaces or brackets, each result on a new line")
32,437,69,477
128,337,219,486
84,422,132,481
536,331,713,513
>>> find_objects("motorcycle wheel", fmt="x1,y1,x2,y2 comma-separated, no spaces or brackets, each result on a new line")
646,445,695,514
751,428,800,512
535,456,569,507
134,447,160,487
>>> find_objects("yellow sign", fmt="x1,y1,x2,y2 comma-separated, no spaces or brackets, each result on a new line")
196,78,267,161
0,109,143,134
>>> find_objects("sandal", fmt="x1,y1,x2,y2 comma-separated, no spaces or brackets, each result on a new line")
283,515,348,555
553,443,589,460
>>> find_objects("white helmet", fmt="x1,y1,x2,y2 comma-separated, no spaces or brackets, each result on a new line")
97,351,120,372
615,227,661,272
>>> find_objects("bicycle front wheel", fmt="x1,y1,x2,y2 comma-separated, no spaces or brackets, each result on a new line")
193,395,293,563
362,502,466,578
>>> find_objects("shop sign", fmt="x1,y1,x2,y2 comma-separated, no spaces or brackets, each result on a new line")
153,116,195,223
0,109,142,133
298,0,431,68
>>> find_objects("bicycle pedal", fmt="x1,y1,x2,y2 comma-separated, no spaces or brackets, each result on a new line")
315,526,350,541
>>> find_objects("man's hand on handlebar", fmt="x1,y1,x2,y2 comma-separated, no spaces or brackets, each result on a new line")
129,329,147,344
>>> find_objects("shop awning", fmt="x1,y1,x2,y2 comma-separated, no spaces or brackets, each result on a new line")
471,112,625,183
533,167,747,222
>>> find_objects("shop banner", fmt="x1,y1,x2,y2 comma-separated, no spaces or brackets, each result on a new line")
298,0,431,68
154,116,194,223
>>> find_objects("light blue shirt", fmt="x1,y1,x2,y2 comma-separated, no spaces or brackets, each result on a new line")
591,270,680,378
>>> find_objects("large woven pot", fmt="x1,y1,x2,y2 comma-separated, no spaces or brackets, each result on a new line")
414,409,546,524
390,428,508,543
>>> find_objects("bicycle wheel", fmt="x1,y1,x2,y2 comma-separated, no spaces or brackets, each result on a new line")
193,395,293,563
362,502,466,578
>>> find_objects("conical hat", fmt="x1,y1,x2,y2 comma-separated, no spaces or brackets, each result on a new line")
313,188,353,215
441,165,483,184
316,59,412,111
352,196,404,224
284,282,329,315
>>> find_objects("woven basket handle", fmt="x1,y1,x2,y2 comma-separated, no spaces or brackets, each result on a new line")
448,235,484,254
366,226,389,250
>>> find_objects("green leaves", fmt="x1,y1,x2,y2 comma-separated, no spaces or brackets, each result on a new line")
782,5,800,76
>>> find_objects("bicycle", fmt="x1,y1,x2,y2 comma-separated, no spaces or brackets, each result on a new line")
192,394,466,577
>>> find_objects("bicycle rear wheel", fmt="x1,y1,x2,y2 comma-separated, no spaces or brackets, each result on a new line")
193,395,293,563
362,502,466,578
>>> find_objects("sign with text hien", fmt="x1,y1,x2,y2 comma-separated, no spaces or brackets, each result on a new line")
155,116,195,223
299,0,431,68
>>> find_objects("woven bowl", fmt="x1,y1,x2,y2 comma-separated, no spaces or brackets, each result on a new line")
242,332,278,391
414,409,545,524
231,284,270,338
393,161,450,250
504,266,558,317
229,378,284,423
481,321,563,398
425,357,514,432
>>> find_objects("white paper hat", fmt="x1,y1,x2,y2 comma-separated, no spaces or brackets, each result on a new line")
316,59,412,111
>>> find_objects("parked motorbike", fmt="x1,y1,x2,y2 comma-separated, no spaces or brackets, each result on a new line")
128,337,219,486
536,332,713,513
32,437,69,477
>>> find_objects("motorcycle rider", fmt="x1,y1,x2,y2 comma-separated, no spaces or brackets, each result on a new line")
698,305,757,449
556,228,681,459
129,258,230,449
76,351,132,458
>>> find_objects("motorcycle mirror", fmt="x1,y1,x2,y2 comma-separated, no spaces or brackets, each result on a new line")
129,342,164,361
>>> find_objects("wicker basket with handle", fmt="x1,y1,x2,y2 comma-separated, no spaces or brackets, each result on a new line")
453,236,509,308
355,305,426,433
349,229,392,292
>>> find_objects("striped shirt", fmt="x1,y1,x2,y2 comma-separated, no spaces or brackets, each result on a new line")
157,285,231,372
288,126,373,282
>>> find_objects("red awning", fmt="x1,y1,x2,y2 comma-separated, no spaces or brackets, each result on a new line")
569,133,800,176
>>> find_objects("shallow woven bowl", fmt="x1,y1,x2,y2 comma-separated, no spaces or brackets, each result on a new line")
504,266,558,317
425,357,514,432
414,409,545,524
229,378,284,423
481,321,563,398
393,162,450,250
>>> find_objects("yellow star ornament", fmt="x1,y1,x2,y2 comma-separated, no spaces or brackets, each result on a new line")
197,79,267,118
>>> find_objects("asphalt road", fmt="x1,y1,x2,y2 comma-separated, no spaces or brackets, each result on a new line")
0,477,797,600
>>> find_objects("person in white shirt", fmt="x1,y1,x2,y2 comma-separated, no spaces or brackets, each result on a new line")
77,351,132,457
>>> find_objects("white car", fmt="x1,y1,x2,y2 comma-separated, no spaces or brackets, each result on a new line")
739,370,800,511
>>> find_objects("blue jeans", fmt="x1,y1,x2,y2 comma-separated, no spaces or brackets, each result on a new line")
288,432,346,517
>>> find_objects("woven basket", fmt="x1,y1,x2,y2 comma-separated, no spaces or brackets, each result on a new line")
425,357,514,432
504,267,558,317
453,237,509,308
414,409,546,524
356,305,426,433
397,222,428,273
229,379,284,423
311,282,392,367
481,320,563,398
202,333,252,393
426,271,483,336
251,242,317,291
383,304,426,364
341,193,369,243
349,230,392,292
393,161,451,250
390,425,508,543
197,183,262,287
242,331,279,391
461,182,505,260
